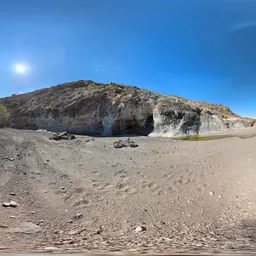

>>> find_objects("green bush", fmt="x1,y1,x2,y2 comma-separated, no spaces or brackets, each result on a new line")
0,105,10,127
221,115,228,119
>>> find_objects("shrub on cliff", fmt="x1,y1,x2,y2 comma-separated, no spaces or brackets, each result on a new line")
0,105,10,127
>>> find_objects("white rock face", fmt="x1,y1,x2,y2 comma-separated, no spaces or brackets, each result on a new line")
149,103,252,138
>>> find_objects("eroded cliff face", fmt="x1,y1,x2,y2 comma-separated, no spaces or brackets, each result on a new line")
0,80,254,137
149,97,254,137
0,81,158,136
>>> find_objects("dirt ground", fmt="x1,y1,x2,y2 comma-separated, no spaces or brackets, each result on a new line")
1,127,256,254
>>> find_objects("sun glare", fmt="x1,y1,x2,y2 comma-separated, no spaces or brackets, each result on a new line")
14,64,28,74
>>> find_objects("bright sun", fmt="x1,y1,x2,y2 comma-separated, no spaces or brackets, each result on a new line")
14,64,28,74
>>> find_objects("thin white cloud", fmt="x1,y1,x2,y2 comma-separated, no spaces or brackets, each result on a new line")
231,21,256,30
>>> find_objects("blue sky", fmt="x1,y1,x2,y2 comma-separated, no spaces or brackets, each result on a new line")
0,0,256,117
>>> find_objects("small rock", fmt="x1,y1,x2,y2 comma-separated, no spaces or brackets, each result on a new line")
62,240,74,245
44,190,47,193
54,241,64,245
9,158,15,161
86,137,94,142
68,230,79,235
8,222,41,234
2,202,10,207
9,192,16,196
31,211,35,214
0,246,9,250
209,191,215,196
72,213,83,220
10,201,18,207
218,194,222,198
44,246,59,251
135,226,146,233
10,216,16,218
61,187,65,190
37,220,45,225
96,229,102,234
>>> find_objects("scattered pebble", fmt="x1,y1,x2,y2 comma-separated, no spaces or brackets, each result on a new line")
135,226,146,233
44,246,59,251
96,229,103,234
37,220,45,225
2,202,10,207
0,246,9,250
9,222,42,234
68,230,79,235
72,213,83,220
86,137,94,142
10,201,18,207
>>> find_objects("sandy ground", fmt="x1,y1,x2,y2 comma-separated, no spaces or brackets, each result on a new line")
1,127,256,254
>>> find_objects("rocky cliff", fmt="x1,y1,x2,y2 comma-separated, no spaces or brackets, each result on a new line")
0,80,254,137
150,97,254,137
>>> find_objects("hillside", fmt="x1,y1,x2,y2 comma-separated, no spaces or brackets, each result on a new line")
0,80,254,137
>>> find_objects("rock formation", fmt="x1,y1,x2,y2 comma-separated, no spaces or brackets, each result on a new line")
0,80,254,137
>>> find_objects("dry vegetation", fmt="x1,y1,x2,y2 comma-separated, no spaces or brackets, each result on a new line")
0,80,247,122
0,105,10,127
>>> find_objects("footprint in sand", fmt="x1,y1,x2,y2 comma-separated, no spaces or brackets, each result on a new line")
73,198,90,207
115,182,128,190
97,182,114,191
162,172,174,179
123,187,138,194
167,185,177,192
73,187,84,194
140,181,159,190
196,184,207,192
113,169,128,179
91,180,101,188
91,170,102,177
179,178,191,185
